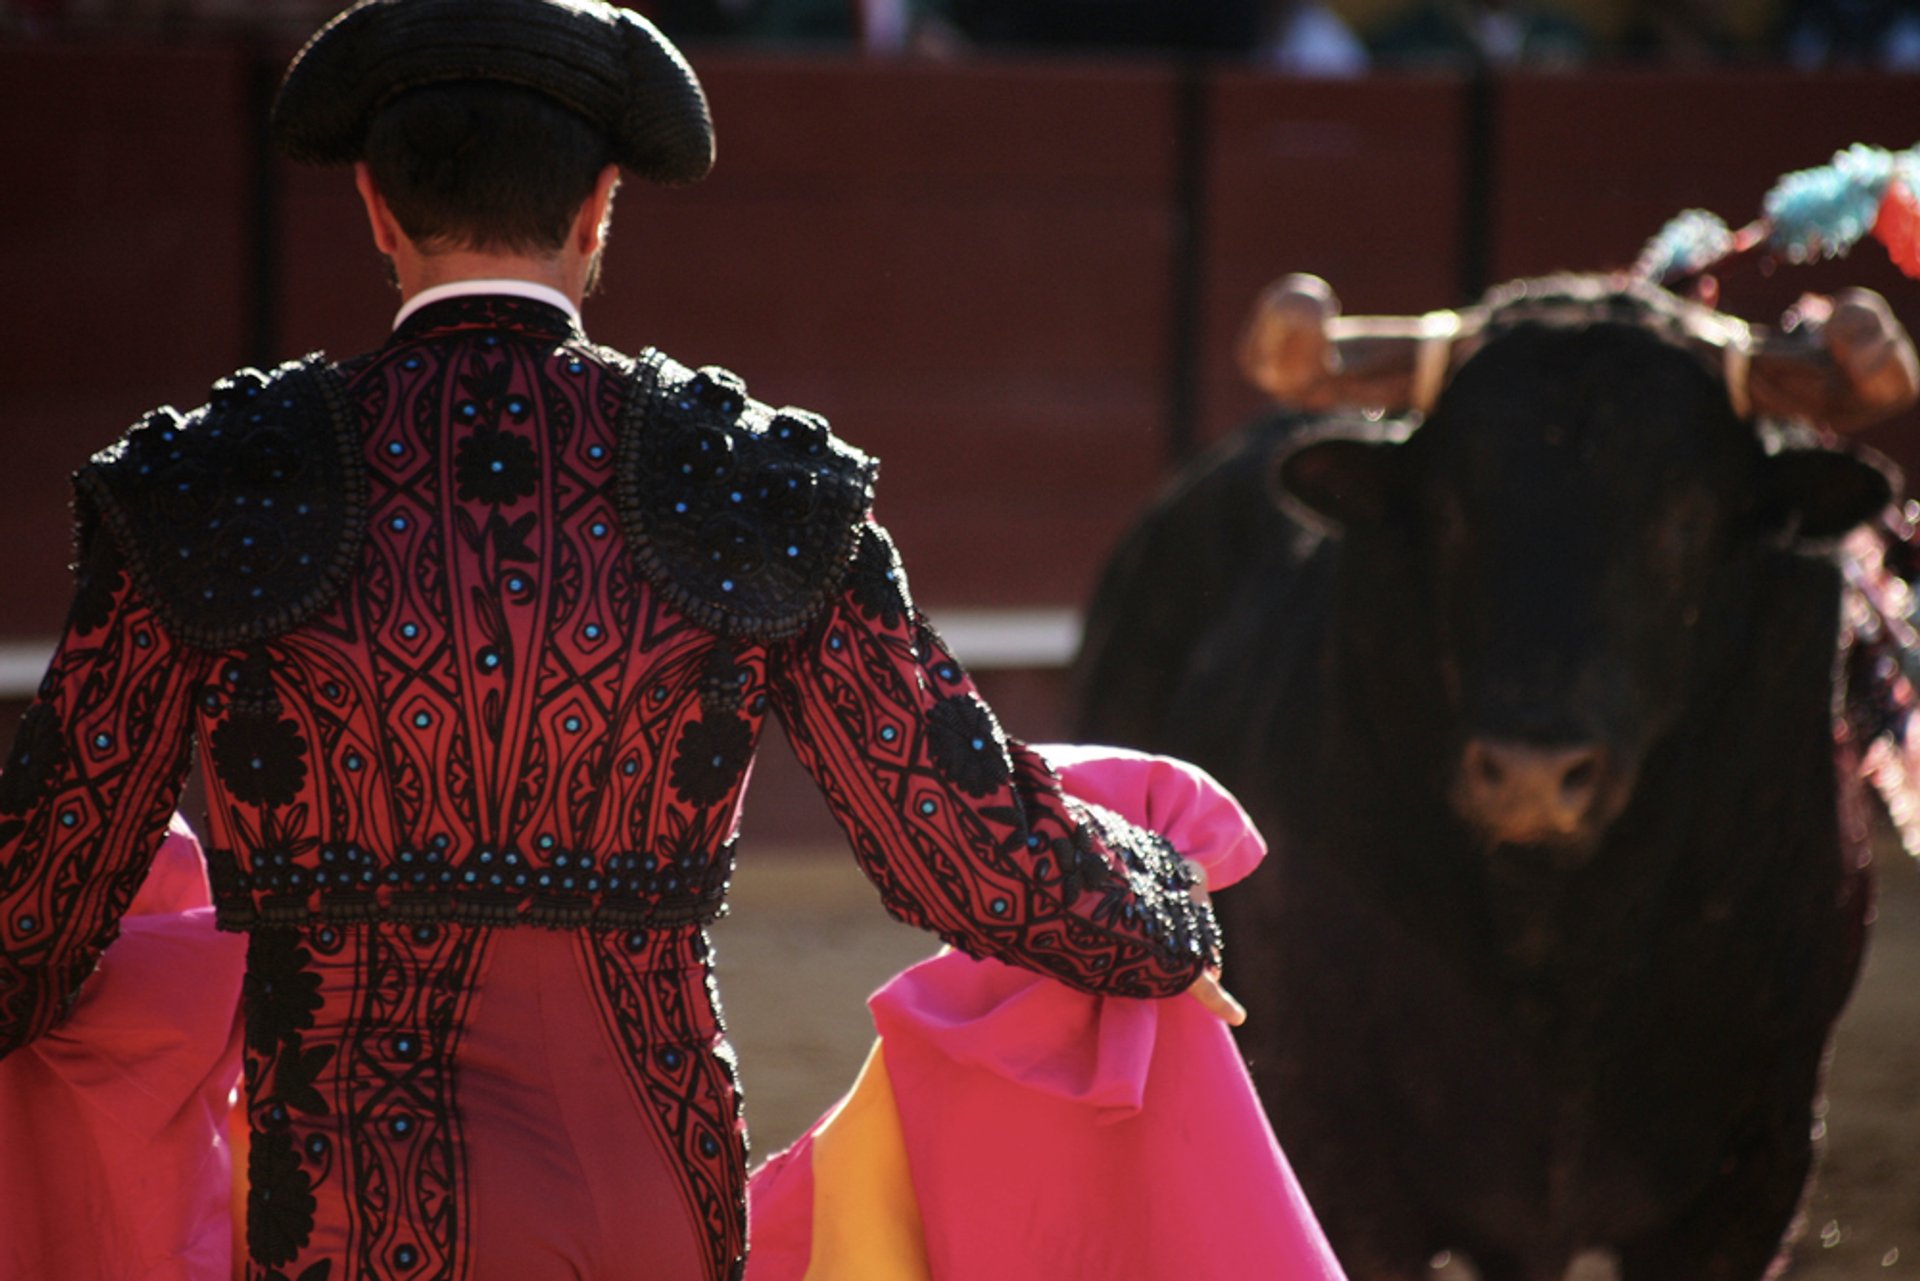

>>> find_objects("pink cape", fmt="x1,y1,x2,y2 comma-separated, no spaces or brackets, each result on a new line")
747,747,1346,1280
0,817,247,1281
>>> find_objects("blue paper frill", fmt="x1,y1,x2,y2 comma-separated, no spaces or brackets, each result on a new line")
1762,142,1905,264
1635,209,1735,283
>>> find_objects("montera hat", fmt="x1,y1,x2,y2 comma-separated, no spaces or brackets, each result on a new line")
271,0,714,185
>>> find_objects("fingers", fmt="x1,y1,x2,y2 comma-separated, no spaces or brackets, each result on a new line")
1830,288,1920,419
1764,289,1920,430
1188,969,1248,1027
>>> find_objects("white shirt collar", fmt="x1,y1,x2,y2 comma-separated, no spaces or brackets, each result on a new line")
392,278,581,331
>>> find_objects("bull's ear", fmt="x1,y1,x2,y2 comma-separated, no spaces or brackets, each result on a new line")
1270,437,1399,532
1757,446,1898,541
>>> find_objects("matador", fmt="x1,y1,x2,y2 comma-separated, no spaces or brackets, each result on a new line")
0,2,1228,1277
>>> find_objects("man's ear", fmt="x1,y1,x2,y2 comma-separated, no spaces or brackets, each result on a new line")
354,162,403,257
577,163,622,256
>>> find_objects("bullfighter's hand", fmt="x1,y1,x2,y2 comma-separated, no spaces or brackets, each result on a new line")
1824,289,1920,425
1189,967,1247,1026
1762,289,1920,431
1183,861,1246,1024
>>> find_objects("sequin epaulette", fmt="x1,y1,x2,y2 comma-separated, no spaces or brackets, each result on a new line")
615,350,878,642
72,355,367,650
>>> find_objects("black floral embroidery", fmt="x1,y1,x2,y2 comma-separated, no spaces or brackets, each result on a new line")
211,714,310,807
226,649,286,718
669,715,753,806
926,694,1012,797
247,1125,318,1268
68,539,127,637
0,703,68,817
1054,821,1116,904
1069,801,1221,968
848,528,908,630
262,1262,334,1281
235,424,304,487
616,354,876,642
271,1037,339,1118
74,356,366,651
455,429,539,505
244,931,325,1058
699,644,750,716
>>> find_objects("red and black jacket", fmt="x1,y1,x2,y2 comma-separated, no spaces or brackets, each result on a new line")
0,294,1216,1055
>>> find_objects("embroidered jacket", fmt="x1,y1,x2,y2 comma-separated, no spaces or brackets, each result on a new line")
0,295,1216,1056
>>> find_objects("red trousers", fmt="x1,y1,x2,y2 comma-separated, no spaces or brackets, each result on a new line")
244,921,747,1280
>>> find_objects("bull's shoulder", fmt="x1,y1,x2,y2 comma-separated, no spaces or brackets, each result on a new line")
1086,410,1353,621
1073,412,1344,745
73,355,367,650
615,350,877,642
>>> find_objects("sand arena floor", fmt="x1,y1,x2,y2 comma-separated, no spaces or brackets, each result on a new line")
715,837,1920,1280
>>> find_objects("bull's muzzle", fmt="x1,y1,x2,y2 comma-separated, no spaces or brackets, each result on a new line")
1456,738,1611,852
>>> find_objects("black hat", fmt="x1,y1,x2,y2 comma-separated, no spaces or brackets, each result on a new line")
271,0,714,186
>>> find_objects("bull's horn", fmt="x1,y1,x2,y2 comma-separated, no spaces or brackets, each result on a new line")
1748,289,1920,433
1237,274,1476,414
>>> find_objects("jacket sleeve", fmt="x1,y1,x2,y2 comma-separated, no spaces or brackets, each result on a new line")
766,523,1219,998
0,535,211,1059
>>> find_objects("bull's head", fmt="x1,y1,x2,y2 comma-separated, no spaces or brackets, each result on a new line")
1250,276,1908,861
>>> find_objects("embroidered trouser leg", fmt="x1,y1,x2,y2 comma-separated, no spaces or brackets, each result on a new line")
242,922,747,1281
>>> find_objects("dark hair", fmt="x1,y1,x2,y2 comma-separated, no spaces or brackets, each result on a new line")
362,82,615,255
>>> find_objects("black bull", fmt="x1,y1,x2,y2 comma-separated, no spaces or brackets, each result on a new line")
1072,318,1896,1281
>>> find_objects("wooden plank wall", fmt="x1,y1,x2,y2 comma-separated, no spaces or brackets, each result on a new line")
0,44,257,639
1196,71,1469,446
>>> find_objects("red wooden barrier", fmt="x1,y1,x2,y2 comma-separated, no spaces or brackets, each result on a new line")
1197,71,1468,444
0,44,254,637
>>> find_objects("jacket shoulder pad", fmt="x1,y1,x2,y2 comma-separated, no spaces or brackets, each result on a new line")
616,352,877,641
73,355,367,650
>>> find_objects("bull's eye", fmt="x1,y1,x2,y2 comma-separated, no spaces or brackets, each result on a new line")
1666,504,1710,553
1429,489,1469,556
1652,492,1717,588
